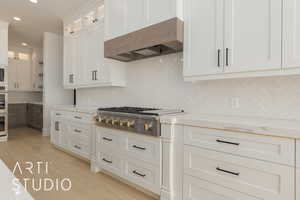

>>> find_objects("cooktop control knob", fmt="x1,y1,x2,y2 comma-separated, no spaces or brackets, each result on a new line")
144,123,153,131
127,121,135,128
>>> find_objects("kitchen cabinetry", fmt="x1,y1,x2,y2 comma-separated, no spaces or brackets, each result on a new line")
161,122,296,200
92,127,162,194
51,109,93,160
0,21,8,67
31,50,43,91
283,0,300,68
8,58,32,91
27,104,43,131
104,0,183,40
184,0,282,80
63,2,126,89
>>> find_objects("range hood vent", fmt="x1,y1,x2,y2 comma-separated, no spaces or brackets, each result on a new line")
104,18,183,62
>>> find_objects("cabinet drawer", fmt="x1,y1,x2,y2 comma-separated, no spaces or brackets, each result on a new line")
52,110,66,119
123,158,160,194
184,126,295,166
97,151,122,176
184,146,294,200
70,112,93,123
69,123,90,141
96,127,121,151
184,175,260,200
123,134,161,165
69,139,90,159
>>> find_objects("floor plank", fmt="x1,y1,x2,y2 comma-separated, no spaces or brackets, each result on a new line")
0,128,156,200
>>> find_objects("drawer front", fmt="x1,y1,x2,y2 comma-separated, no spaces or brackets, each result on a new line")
297,140,300,168
70,112,93,123
69,123,90,141
96,127,121,151
123,158,160,194
52,110,66,119
98,151,122,176
184,126,295,166
123,134,161,165
69,139,90,159
184,175,260,200
184,146,294,200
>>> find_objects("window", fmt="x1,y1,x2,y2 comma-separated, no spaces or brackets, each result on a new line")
18,53,30,61
8,51,15,59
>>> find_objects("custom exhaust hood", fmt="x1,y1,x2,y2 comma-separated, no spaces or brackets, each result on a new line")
104,18,184,62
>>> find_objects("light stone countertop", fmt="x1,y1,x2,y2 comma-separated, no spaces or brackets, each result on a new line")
160,113,300,139
0,160,33,200
9,102,43,105
52,105,98,115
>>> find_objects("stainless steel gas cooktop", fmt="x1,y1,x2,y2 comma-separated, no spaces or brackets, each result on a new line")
95,107,184,136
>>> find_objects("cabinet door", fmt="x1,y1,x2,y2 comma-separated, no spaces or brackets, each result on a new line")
224,0,282,73
283,0,300,68
8,59,18,90
83,22,104,85
125,0,147,33
17,60,32,90
63,34,77,87
183,0,224,77
104,0,126,40
0,25,8,66
148,0,175,26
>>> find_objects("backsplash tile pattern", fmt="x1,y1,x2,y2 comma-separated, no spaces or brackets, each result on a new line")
77,53,300,120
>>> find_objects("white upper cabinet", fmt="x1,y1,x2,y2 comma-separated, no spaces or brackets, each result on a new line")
8,58,32,91
183,0,224,77
224,0,282,73
105,0,126,40
283,0,300,68
104,0,183,41
125,0,147,33
63,2,126,89
0,22,8,67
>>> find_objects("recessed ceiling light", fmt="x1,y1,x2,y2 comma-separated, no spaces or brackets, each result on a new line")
29,0,38,3
22,43,28,46
13,17,21,21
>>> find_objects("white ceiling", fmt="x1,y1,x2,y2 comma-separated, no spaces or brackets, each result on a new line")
0,0,87,48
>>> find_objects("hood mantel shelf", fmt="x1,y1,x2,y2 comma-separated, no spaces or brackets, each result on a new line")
104,18,184,62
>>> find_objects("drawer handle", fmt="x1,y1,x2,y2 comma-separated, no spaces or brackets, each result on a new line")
74,116,82,119
74,145,82,150
56,113,61,116
133,170,146,178
74,129,82,133
132,145,146,151
216,139,240,146
102,158,112,164
102,137,112,142
216,167,240,176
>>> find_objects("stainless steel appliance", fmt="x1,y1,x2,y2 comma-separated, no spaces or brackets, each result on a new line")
0,86,7,113
96,107,183,136
0,114,7,141
0,68,6,84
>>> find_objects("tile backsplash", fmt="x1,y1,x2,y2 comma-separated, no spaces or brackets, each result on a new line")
77,53,300,120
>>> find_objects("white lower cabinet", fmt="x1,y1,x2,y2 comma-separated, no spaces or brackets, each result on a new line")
184,146,294,200
184,175,260,200
94,127,162,195
161,123,296,200
50,109,93,160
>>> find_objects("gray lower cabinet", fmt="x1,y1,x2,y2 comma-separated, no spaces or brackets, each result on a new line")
27,104,43,131
8,103,43,131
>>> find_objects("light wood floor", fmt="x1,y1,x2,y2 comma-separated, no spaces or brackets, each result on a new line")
0,128,156,200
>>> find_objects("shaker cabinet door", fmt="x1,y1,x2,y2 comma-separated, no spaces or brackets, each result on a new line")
224,0,282,73
183,0,224,77
283,0,300,68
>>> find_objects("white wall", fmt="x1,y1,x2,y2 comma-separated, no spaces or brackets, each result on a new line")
43,32,73,136
77,53,300,120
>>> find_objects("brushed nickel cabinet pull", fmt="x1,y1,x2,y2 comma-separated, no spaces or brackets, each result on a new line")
133,170,146,177
216,139,240,146
226,48,229,66
217,49,221,67
216,167,240,176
